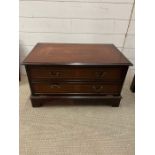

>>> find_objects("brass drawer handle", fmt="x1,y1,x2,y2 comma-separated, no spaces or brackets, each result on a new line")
50,84,61,89
95,71,107,78
92,85,103,91
49,71,60,77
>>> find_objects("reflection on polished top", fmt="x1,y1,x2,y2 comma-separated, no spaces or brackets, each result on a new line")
23,43,132,66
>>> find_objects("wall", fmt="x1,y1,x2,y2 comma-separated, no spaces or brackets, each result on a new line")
19,0,135,75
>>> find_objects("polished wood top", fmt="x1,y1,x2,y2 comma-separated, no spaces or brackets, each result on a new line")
23,43,132,66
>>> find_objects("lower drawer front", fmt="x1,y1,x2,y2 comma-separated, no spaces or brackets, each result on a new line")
32,82,121,94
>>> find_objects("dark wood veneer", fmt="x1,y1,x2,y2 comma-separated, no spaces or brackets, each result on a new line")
31,81,121,94
23,43,132,66
31,95,122,107
28,66,125,82
23,43,132,107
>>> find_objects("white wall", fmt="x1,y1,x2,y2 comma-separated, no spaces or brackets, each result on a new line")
19,0,135,75
122,5,135,74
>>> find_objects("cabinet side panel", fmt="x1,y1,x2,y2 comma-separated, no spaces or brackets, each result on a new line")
119,66,129,94
25,65,35,95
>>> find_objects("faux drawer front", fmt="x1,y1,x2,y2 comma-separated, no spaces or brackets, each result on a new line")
31,82,121,94
29,66,124,81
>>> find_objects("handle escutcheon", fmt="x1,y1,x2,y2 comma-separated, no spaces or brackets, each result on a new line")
50,84,61,89
92,85,103,92
95,71,107,78
49,71,60,77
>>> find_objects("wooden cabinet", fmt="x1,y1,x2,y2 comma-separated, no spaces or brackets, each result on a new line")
23,43,132,107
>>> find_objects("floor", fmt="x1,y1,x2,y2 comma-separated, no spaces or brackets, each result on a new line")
19,71,135,155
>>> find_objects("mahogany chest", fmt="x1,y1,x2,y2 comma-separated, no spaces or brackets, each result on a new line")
23,43,132,107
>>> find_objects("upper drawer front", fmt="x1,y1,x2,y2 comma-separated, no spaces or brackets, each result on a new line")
28,66,124,81
31,82,121,94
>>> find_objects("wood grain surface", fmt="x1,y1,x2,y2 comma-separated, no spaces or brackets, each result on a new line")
23,43,132,65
